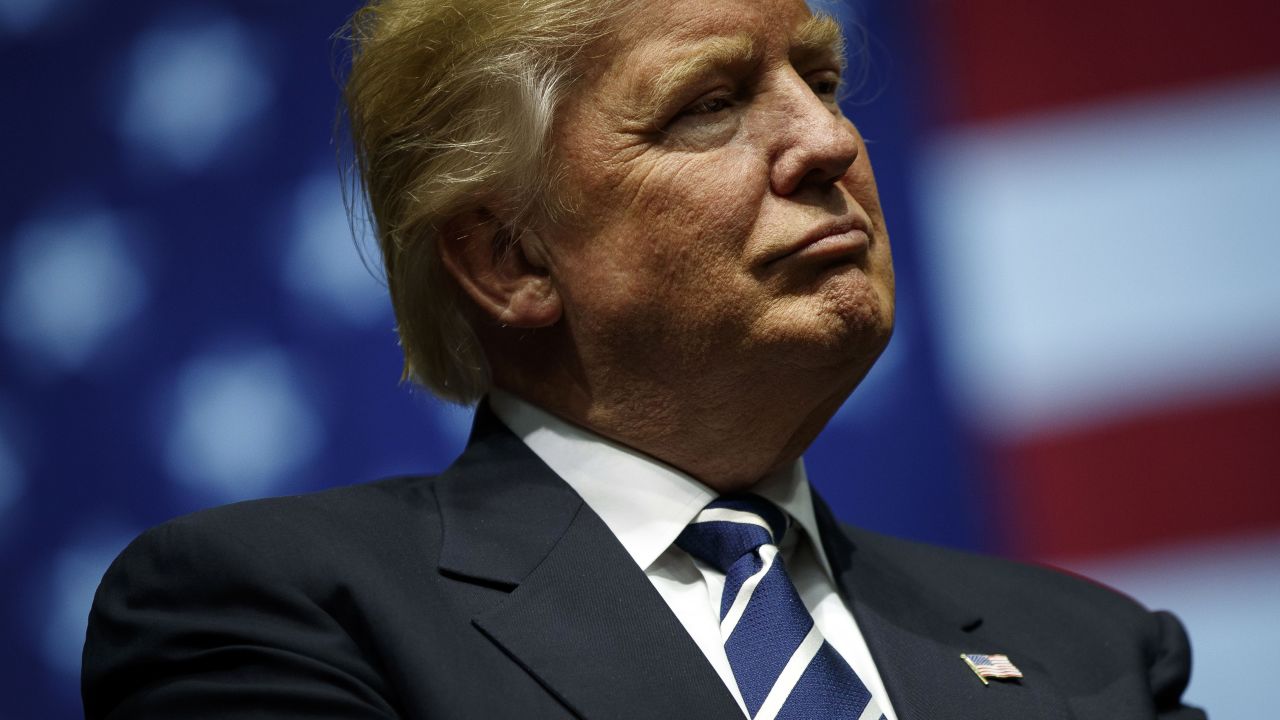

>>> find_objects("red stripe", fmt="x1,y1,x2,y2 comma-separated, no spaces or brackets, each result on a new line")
918,0,1280,124
992,382,1280,561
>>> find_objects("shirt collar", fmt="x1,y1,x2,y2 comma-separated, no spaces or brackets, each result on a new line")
488,390,836,579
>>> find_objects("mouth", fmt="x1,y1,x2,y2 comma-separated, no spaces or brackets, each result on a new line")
763,217,872,267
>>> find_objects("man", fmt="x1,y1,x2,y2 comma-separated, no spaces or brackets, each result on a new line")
83,0,1204,717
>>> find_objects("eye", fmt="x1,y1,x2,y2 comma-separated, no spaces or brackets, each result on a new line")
681,93,735,118
659,83,747,146
807,70,843,104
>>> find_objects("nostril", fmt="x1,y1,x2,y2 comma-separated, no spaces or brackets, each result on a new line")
769,98,861,196
818,150,856,184
791,145,855,194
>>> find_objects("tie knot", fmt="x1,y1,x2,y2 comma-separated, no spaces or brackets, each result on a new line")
675,495,790,573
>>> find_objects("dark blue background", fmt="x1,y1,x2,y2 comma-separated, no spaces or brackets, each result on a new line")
0,2,981,716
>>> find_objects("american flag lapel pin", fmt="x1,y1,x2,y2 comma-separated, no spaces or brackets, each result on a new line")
961,653,1024,685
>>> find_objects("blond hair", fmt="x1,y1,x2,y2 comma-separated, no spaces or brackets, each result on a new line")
340,0,618,403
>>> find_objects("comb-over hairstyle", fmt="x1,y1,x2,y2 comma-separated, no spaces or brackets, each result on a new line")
341,0,620,403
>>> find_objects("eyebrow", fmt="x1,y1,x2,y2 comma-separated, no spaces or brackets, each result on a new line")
628,34,760,121
791,15,847,70
623,16,848,124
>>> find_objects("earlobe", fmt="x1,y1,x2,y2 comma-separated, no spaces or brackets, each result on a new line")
439,209,563,329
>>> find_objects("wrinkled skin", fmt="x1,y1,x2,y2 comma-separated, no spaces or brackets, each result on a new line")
465,0,895,490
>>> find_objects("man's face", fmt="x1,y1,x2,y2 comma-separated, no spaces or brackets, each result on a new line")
542,0,894,387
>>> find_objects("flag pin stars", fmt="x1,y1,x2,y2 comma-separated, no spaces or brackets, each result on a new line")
961,653,1024,685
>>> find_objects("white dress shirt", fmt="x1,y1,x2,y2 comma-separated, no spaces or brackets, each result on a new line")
490,391,898,720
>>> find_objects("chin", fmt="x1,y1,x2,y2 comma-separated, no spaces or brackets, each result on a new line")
817,261,894,333
802,278,895,378
756,304,892,383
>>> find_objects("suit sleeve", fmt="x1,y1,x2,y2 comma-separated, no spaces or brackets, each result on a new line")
82,515,401,719
1149,610,1207,720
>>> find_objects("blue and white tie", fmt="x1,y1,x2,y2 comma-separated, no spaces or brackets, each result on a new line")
677,496,886,720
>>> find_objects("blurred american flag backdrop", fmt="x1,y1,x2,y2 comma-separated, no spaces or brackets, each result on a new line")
1,1,1276,717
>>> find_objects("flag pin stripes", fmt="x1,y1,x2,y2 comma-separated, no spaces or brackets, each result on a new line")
961,653,1024,685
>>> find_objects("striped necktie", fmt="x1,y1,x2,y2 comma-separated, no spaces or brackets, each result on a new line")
677,496,886,720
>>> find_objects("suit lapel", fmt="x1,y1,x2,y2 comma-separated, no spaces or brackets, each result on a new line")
812,495,1075,720
435,406,741,719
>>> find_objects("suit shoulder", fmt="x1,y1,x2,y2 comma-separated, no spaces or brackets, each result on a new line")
164,474,437,539
104,475,443,595
838,526,1203,718
844,524,1152,620
84,477,437,718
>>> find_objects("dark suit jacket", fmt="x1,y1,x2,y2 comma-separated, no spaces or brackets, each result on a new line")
83,407,1205,719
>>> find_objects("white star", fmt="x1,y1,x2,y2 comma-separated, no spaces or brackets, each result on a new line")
284,173,391,326
42,529,137,677
118,16,272,172
164,346,323,502
3,208,146,374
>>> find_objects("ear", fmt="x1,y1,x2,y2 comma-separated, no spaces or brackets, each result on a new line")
438,209,562,328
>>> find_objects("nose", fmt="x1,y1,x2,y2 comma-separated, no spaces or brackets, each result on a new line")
769,78,860,197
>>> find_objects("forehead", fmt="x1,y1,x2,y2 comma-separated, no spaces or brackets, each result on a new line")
574,0,842,119
604,0,824,64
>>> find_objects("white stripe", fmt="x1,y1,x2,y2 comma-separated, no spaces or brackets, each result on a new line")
753,625,824,720
721,544,777,639
919,77,1280,435
856,697,884,720
694,507,776,539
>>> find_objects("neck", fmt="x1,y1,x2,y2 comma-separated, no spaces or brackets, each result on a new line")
491,332,876,493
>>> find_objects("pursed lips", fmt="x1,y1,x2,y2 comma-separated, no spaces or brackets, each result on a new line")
762,216,872,267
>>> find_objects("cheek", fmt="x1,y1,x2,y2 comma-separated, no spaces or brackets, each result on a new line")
843,145,886,224
554,141,769,329
567,193,762,338
623,151,763,264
